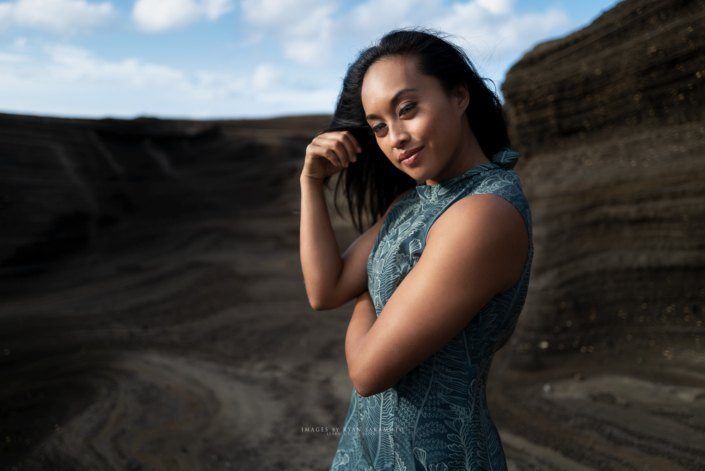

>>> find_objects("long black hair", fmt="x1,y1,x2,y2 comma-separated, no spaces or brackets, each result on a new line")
322,27,510,234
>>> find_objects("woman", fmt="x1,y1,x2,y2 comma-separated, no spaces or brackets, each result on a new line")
299,28,533,470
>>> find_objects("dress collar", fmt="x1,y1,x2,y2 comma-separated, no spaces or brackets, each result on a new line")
414,147,521,201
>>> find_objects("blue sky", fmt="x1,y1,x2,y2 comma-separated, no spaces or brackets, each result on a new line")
0,0,620,119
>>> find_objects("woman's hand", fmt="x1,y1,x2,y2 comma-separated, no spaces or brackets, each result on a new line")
300,130,362,181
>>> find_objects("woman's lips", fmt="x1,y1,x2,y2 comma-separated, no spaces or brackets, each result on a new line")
400,147,423,167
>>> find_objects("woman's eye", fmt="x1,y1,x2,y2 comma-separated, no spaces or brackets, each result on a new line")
400,102,416,115
370,104,415,135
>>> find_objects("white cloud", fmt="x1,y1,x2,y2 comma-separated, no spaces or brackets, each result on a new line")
0,50,28,62
476,0,512,15
44,43,185,85
132,0,233,33
239,0,309,26
258,0,570,82
345,0,444,37
252,63,280,91
282,38,328,66
240,0,337,65
0,4,13,30
338,0,570,64
0,41,337,118
0,0,115,34
431,1,570,79
203,0,230,20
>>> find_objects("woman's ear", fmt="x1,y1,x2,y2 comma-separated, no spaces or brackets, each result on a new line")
452,83,469,115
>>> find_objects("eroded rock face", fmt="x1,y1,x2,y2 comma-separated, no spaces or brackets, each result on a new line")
501,0,705,365
0,113,329,281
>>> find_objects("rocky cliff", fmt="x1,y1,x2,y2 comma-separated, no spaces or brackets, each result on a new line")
501,0,705,364
0,113,328,282
488,0,705,468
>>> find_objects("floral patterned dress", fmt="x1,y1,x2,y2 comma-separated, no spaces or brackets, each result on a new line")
329,148,534,471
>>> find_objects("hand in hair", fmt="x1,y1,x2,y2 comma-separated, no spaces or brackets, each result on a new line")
301,130,362,181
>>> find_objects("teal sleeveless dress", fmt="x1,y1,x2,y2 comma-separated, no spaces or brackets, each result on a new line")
329,148,533,471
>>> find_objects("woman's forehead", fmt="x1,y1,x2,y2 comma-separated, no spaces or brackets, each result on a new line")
363,56,417,91
361,56,432,108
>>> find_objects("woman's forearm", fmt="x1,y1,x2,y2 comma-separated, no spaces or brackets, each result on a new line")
299,175,343,310
345,290,377,391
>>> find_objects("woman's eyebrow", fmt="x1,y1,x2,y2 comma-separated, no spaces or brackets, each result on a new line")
365,88,418,120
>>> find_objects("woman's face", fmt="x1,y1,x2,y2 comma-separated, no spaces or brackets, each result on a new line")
361,54,468,183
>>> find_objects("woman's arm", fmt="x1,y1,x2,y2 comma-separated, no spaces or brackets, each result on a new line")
299,174,345,310
299,130,363,310
345,290,377,383
346,194,529,397
299,175,405,311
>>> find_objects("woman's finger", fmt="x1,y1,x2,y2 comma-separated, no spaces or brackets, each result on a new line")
309,141,343,167
340,131,362,163
317,133,353,167
324,131,361,166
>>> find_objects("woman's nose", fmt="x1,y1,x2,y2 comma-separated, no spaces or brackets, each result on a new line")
389,122,410,148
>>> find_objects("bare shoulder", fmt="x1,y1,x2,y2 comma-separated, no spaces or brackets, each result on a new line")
428,193,529,291
430,193,526,239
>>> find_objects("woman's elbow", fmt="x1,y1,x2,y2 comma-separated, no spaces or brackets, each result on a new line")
308,294,335,311
351,374,373,397
309,298,328,311
307,291,348,311
349,367,383,397
304,286,332,310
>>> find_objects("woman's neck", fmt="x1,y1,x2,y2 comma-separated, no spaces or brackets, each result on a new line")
424,128,489,186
